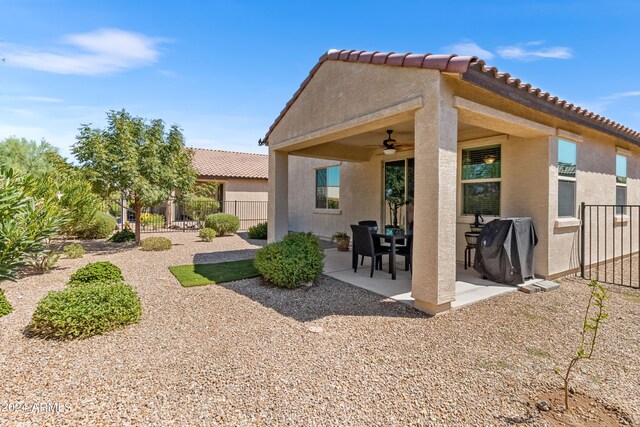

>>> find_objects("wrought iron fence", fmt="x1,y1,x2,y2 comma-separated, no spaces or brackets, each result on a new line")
101,199,267,233
580,202,640,288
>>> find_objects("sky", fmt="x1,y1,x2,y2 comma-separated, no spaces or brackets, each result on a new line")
1,0,639,161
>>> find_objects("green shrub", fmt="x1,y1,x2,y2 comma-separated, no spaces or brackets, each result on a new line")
0,289,12,317
28,281,141,339
247,222,268,239
63,243,85,259
204,213,240,236
76,212,116,239
68,261,123,286
31,249,61,274
108,229,136,243
140,212,165,230
199,227,216,242
254,232,324,288
140,236,172,251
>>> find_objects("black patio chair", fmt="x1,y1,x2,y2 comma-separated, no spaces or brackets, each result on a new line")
464,232,479,270
357,220,387,266
396,221,413,273
350,224,391,277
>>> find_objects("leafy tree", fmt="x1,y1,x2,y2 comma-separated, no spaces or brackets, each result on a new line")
385,164,407,227
0,137,58,175
183,182,220,226
73,109,197,244
0,169,66,281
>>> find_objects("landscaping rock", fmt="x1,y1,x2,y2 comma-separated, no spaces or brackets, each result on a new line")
536,400,551,412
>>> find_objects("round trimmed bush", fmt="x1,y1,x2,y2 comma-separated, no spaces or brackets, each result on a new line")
204,213,240,236
199,227,216,242
28,282,142,339
254,232,324,288
63,243,85,259
76,212,116,239
68,261,123,286
108,229,136,243
247,222,267,239
0,289,12,317
140,236,172,251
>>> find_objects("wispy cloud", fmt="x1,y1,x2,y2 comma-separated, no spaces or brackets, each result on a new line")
444,40,494,59
602,91,640,101
0,95,64,103
497,41,573,61
1,28,166,75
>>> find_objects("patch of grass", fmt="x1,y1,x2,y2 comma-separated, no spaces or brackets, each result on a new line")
526,347,551,358
169,259,260,287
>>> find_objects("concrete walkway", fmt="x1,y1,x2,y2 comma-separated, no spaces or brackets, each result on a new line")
323,248,541,310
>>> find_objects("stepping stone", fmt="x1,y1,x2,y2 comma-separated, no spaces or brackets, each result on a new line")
519,284,542,293
532,280,560,292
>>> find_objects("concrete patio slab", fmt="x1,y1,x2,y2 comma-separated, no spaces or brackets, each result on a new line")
323,248,542,310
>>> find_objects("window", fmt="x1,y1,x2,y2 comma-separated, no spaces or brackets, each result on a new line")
557,139,577,217
616,154,627,215
315,166,340,209
461,145,501,216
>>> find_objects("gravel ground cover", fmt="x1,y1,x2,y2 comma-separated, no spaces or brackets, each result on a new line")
0,232,638,426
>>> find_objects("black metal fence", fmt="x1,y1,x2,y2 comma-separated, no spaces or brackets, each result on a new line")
580,202,640,288
103,199,267,233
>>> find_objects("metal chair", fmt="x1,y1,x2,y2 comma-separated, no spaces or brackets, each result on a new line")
350,224,391,277
464,232,479,270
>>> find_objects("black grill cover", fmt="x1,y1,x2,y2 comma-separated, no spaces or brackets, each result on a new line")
473,217,538,285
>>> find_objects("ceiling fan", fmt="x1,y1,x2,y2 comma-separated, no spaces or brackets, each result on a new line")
365,130,412,155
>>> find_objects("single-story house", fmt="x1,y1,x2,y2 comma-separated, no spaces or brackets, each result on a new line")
261,49,640,315
191,147,268,202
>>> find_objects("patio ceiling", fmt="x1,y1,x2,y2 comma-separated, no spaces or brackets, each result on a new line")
288,119,505,162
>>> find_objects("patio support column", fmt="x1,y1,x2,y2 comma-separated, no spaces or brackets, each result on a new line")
411,85,457,315
268,149,289,242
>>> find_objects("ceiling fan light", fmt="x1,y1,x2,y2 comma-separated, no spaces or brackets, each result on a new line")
383,148,397,155
483,154,496,164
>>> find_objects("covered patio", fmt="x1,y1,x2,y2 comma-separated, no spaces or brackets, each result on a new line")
323,248,525,309
264,50,554,314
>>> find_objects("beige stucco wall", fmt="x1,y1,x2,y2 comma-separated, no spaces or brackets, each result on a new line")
287,156,382,239
197,178,268,202
268,61,439,150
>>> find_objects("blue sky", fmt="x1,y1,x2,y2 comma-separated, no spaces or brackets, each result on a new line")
1,0,639,160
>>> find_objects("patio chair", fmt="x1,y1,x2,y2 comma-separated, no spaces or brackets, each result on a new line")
357,220,387,266
396,221,413,273
464,232,479,270
350,224,391,277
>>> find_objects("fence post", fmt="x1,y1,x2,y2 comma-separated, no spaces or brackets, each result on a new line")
580,202,586,279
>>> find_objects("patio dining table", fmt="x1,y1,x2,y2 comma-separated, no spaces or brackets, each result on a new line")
373,228,412,280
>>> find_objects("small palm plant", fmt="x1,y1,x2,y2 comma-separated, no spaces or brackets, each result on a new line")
557,280,608,410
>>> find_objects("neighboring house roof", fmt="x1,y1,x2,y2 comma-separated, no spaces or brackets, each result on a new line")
191,148,268,180
260,49,640,146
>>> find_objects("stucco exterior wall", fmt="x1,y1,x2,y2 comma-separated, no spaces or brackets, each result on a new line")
287,155,382,239
268,61,439,149
197,178,268,202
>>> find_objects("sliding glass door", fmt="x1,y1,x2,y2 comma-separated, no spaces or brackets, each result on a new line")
383,158,414,230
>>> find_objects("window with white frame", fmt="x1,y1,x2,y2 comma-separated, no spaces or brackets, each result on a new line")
461,145,501,216
558,139,577,218
616,154,627,215
315,166,340,209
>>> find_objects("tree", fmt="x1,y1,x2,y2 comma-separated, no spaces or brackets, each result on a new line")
73,109,197,244
0,169,65,281
0,137,59,175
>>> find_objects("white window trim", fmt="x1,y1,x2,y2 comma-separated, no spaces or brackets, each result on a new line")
458,144,502,220
314,165,341,211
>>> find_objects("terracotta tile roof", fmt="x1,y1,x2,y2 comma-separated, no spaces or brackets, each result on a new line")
191,148,268,180
260,49,640,146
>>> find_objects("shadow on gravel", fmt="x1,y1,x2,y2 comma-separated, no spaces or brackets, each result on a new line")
193,249,260,265
236,232,268,248
218,275,427,322
65,239,138,256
